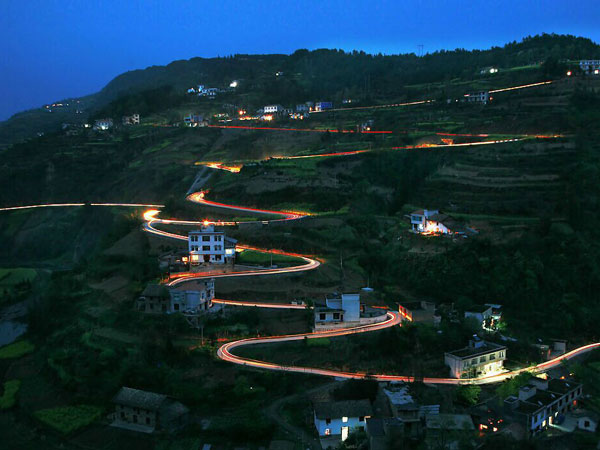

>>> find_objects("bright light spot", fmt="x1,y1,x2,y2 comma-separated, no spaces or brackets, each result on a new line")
567,71,572,76
203,220,210,226
230,80,238,88
143,209,160,221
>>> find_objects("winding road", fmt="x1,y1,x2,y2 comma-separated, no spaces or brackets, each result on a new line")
138,176,600,385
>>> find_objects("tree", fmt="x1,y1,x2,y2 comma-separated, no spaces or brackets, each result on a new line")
456,385,481,406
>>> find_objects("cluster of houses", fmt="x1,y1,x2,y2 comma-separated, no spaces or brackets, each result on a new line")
312,370,594,449
92,114,140,131
579,59,600,75
186,84,221,98
259,101,333,121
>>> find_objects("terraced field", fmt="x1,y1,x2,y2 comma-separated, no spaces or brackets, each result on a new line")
415,140,576,217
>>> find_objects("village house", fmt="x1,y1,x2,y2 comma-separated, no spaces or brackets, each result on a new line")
464,304,493,325
93,118,113,131
425,414,475,448
366,417,405,450
398,301,441,326
381,382,429,438
263,104,285,114
111,387,189,433
313,399,372,442
122,113,140,125
137,279,215,314
183,114,207,127
295,103,309,112
464,91,490,104
188,225,236,265
313,293,387,330
315,101,333,111
579,59,600,75
504,377,583,437
444,335,506,379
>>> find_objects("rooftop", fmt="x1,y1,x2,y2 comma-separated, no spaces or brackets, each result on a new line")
314,399,372,420
446,341,505,359
141,284,170,299
112,387,168,411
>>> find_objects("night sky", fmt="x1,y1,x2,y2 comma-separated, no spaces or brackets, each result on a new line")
1,0,599,121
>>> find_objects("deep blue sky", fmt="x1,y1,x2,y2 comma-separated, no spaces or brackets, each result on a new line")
1,0,599,121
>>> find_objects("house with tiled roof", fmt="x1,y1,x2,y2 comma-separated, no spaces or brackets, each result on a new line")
110,387,189,433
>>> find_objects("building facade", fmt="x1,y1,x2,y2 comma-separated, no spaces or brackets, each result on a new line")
111,387,189,433
188,225,236,265
465,91,490,104
137,280,215,314
122,114,140,125
263,104,285,114
444,336,506,379
315,101,333,111
398,301,440,326
505,377,583,436
315,293,360,326
579,60,600,75
314,400,372,441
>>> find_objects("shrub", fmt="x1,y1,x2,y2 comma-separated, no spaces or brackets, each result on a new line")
0,340,35,359
0,380,21,409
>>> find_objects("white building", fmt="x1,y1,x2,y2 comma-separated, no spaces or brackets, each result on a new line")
579,60,600,75
506,377,583,436
93,118,113,131
464,91,490,104
314,400,372,442
122,114,140,125
263,104,285,114
315,293,359,325
409,209,455,234
444,336,506,379
188,225,236,265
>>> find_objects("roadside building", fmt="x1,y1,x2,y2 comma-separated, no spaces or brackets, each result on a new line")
295,103,309,112
122,114,140,125
504,377,583,437
313,399,372,442
464,91,490,104
444,335,506,379
184,114,207,127
381,383,423,438
93,118,113,131
398,301,440,326
188,225,236,265
579,60,600,75
315,101,333,111
263,104,285,114
169,280,215,313
314,293,359,327
137,280,215,314
111,387,189,434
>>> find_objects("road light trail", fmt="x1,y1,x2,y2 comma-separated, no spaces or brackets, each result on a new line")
0,202,164,212
212,298,308,309
489,80,553,93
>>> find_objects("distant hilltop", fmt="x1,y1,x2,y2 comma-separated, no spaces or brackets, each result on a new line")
1,33,599,147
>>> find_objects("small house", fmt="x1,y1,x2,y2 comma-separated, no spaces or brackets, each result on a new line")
111,387,189,433
313,399,372,442
398,301,440,326
122,114,140,125
464,305,493,324
93,118,113,131
315,101,333,111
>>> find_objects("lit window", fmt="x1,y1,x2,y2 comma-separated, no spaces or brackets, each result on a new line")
342,416,348,423
325,428,331,435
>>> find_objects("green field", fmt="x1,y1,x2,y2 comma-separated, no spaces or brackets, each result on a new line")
236,249,304,267
34,405,103,434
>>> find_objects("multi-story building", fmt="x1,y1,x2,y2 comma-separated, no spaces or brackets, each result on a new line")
444,336,506,379
188,225,236,265
464,91,490,104
579,60,600,75
314,293,360,325
505,377,583,436
122,114,140,125
137,279,214,314
263,104,285,114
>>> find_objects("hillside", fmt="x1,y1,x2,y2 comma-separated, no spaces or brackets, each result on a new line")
1,33,599,147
